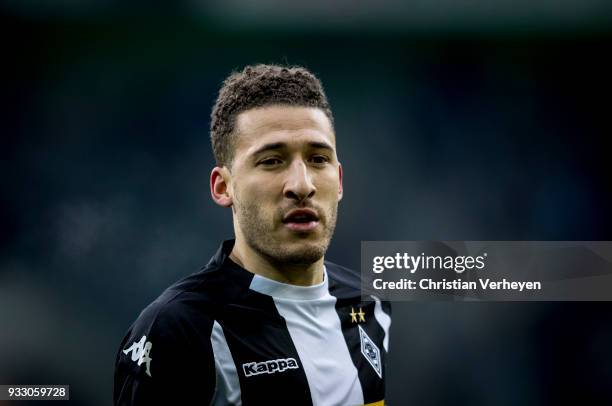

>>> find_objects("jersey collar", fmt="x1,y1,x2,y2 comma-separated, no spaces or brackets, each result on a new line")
249,268,329,300
213,239,329,300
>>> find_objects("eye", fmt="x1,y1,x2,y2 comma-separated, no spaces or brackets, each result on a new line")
309,155,330,165
258,157,283,166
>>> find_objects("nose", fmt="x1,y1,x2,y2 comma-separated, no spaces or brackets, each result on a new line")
284,160,316,202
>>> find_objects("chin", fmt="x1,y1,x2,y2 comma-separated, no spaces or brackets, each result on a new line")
278,240,329,265
247,229,333,266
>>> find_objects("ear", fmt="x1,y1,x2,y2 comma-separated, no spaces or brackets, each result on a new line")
210,167,233,207
338,162,343,201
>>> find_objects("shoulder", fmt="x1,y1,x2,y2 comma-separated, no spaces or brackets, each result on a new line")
114,266,226,401
325,260,392,315
124,263,241,344
325,260,361,299
114,294,218,405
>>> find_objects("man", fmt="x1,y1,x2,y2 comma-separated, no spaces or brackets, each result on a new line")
114,64,391,405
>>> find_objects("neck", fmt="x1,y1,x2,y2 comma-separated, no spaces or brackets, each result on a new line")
230,237,324,286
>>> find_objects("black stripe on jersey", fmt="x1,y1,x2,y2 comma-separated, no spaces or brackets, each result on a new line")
218,273,314,405
327,263,387,404
114,295,217,405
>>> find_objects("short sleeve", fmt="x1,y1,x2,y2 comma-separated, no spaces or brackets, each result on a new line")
113,302,216,405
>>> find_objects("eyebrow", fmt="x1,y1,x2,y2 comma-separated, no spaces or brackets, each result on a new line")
251,141,335,156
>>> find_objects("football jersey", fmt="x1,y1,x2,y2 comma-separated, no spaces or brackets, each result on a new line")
114,240,391,405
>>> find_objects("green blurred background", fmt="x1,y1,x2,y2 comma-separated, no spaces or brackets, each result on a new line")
2,1,612,405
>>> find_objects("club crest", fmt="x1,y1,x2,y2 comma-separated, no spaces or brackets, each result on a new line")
358,325,382,378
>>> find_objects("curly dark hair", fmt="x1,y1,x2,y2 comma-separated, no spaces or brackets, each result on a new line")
210,64,334,167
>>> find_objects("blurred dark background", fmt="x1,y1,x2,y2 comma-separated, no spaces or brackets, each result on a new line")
1,1,611,405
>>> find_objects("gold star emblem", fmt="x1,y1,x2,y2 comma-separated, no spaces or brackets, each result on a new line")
350,307,358,323
357,307,366,322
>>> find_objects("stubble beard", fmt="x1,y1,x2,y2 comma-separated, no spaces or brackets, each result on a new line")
234,196,338,266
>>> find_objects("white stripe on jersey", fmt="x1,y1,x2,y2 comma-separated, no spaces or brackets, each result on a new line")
210,320,242,405
250,268,364,406
371,296,391,352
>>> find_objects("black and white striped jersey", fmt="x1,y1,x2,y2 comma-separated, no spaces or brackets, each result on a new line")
114,240,391,406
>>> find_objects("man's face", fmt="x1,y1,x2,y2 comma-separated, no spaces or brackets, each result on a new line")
227,105,343,266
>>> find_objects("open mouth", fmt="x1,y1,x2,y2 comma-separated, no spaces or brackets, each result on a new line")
282,209,320,231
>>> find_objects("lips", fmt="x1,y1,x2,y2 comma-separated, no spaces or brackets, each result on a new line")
283,209,319,223
282,209,320,232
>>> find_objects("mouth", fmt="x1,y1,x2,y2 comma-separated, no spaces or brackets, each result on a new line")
282,209,320,232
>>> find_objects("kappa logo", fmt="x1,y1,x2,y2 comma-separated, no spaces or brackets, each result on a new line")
123,335,153,377
358,325,382,378
242,358,299,377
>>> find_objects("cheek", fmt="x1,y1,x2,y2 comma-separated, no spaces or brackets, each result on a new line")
316,172,341,197
236,177,280,206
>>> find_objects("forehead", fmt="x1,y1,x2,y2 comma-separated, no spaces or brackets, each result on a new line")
234,106,335,154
